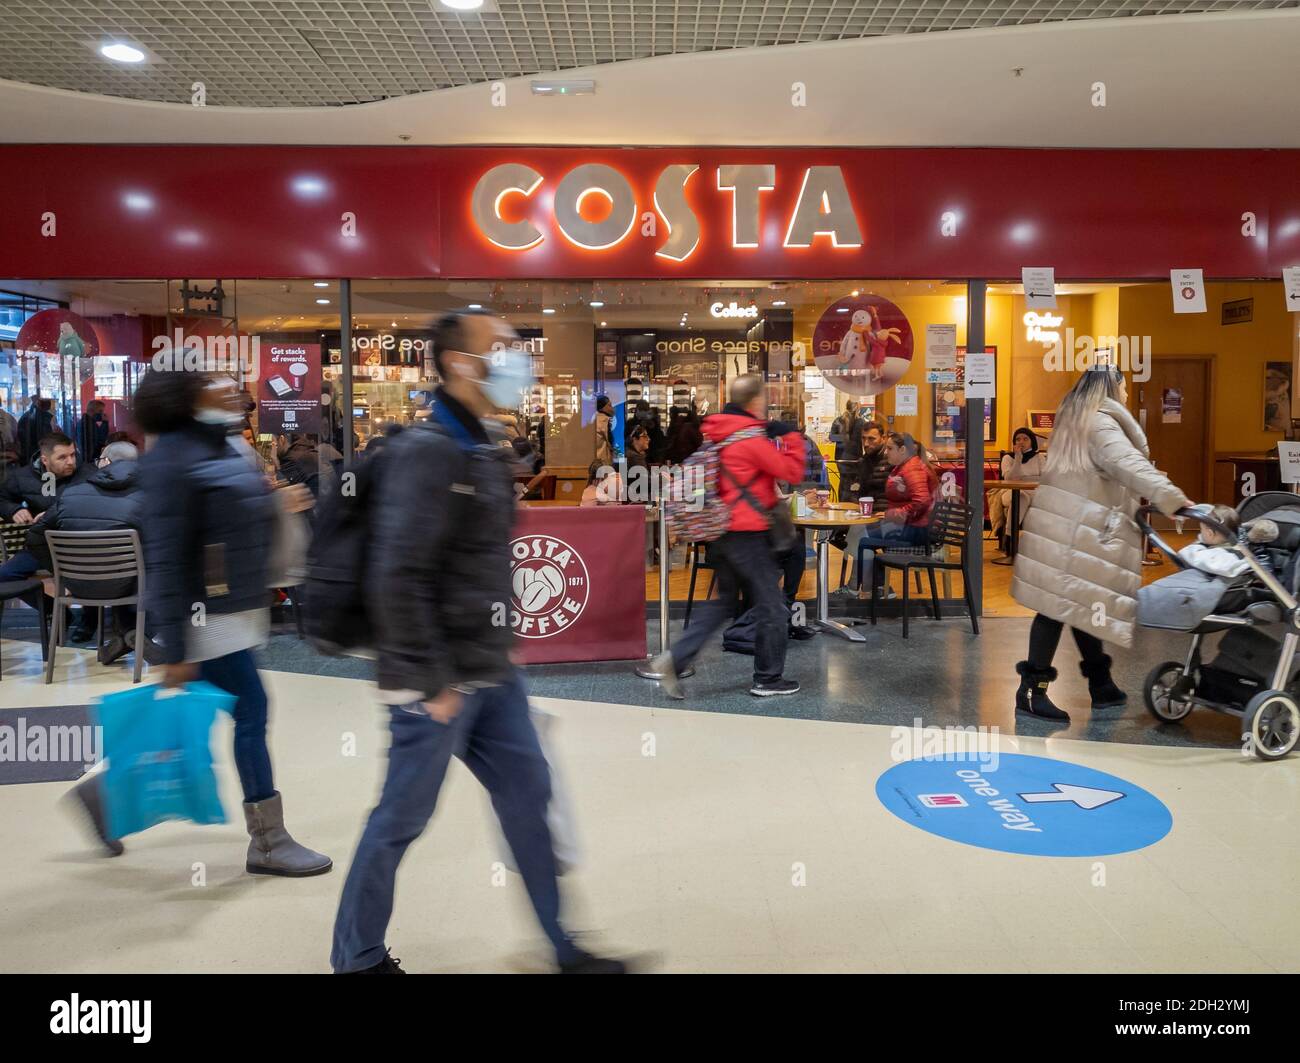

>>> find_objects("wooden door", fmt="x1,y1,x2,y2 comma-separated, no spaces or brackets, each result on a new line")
1134,358,1211,504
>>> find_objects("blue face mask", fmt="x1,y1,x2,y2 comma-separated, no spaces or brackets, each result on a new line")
468,347,532,409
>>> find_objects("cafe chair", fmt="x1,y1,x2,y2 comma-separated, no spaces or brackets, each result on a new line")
44,529,148,685
867,499,979,639
683,541,718,628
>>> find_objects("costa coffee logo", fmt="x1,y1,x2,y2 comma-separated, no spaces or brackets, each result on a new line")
509,533,589,639
471,163,862,262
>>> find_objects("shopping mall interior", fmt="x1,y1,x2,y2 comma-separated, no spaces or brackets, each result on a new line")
1,0,1299,1008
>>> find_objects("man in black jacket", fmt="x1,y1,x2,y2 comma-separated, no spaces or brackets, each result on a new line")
40,441,144,662
330,309,626,975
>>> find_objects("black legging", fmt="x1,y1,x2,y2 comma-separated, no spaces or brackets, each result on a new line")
1028,614,1108,670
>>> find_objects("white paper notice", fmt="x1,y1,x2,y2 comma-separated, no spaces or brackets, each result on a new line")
1022,267,1057,309
925,323,957,371
895,384,918,415
1279,442,1300,484
964,352,996,400
1283,267,1300,312
1170,269,1207,314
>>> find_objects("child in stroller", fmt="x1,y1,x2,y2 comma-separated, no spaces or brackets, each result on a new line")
1136,492,1300,760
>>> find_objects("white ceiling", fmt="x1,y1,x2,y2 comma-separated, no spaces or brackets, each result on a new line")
2,10,1299,146
3,0,1294,108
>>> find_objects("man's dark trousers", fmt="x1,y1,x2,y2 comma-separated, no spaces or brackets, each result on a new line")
672,530,787,684
330,668,579,971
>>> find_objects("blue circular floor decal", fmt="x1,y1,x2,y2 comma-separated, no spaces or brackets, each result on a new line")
876,753,1172,857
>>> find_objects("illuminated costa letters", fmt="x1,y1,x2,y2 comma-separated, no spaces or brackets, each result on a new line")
471,162,863,258
654,164,701,262
783,166,863,248
717,164,775,248
553,163,638,250
471,163,545,250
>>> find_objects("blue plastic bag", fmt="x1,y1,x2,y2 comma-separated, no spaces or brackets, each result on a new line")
94,681,236,839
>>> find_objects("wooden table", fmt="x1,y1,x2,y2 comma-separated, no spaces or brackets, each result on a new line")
984,479,1038,563
793,505,882,642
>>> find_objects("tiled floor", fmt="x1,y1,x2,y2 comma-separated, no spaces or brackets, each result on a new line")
0,630,1296,974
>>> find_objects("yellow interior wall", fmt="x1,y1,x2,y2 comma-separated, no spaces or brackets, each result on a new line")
794,290,1013,458
1116,281,1297,455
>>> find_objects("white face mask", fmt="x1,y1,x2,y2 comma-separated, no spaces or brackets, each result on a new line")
195,407,243,428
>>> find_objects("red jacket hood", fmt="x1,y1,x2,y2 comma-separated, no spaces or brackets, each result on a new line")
702,411,763,442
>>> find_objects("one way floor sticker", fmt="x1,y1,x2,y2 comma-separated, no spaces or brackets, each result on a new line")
876,753,1172,857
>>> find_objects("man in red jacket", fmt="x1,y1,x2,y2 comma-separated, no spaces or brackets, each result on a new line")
653,374,807,698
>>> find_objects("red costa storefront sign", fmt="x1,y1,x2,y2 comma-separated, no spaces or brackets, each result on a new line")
1,145,1298,279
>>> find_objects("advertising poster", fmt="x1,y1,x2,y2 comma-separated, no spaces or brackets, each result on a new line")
1161,387,1183,423
812,294,914,397
259,342,321,435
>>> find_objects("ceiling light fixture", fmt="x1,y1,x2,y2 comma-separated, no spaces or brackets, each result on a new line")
438,0,486,11
316,298,330,305
313,281,329,288
100,42,146,63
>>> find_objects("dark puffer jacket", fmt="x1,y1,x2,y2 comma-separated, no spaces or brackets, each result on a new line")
368,397,517,699
858,445,892,501
0,457,86,521
140,421,276,665
35,459,144,598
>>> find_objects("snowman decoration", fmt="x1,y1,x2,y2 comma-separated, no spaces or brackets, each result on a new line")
837,309,872,369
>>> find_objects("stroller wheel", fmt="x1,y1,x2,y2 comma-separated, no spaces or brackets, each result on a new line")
1144,661,1194,723
1243,690,1300,761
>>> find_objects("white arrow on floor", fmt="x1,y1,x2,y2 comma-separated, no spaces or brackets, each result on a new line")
1017,784,1125,810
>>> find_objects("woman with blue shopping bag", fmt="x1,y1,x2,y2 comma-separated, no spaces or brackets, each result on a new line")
70,370,330,876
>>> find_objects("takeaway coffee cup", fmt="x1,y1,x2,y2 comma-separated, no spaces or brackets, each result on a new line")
815,489,831,508
859,496,874,516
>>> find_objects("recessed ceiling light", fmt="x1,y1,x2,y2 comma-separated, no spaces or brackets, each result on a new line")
316,298,330,305
600,321,607,327
850,289,860,297
100,42,146,63
468,303,482,309
439,0,485,10
772,300,787,307
589,301,604,308
542,307,556,314
313,281,329,288
391,321,398,328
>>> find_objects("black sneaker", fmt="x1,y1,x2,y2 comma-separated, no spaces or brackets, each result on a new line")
559,948,627,974
343,950,405,974
788,625,818,641
65,775,124,857
750,678,800,697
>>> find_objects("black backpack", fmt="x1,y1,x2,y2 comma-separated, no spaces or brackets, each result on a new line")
303,449,388,655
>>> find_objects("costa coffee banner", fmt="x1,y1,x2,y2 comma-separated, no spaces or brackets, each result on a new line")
258,342,321,435
3,146,1300,280
510,506,647,665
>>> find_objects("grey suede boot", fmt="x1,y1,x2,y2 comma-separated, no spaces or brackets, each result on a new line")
243,792,333,877
67,773,124,857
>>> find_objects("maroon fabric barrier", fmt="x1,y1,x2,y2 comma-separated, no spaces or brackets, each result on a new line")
510,505,647,665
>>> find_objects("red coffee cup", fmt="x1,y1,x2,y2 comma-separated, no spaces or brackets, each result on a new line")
859,496,874,516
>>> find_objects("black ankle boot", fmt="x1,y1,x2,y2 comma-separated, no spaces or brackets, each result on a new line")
1080,654,1127,709
1014,662,1068,721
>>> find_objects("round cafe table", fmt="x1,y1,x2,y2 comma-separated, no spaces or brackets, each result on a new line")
793,504,882,642
984,479,1038,564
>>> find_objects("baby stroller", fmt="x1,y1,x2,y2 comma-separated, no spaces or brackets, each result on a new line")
1135,492,1300,760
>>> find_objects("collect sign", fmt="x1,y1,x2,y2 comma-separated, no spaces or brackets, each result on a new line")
259,342,321,435
875,753,1172,857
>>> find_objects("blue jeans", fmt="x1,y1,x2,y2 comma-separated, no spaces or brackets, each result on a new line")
200,649,274,804
330,670,577,972
0,551,38,581
856,524,930,590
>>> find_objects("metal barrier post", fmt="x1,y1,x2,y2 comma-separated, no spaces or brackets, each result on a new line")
636,491,694,679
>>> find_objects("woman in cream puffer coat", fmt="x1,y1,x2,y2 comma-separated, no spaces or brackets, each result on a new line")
1011,367,1191,721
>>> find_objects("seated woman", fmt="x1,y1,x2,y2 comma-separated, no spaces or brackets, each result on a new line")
854,433,938,597
989,426,1046,548
580,459,624,506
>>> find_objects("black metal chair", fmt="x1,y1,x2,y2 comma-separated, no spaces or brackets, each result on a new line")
0,577,49,679
682,541,718,628
868,499,979,639
45,529,147,684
